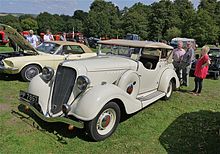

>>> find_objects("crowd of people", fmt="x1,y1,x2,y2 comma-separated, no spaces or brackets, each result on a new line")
172,40,210,96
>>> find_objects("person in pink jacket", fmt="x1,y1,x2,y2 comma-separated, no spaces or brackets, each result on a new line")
191,46,210,95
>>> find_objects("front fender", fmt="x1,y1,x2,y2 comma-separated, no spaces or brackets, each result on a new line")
70,84,142,121
17,62,44,72
158,69,180,92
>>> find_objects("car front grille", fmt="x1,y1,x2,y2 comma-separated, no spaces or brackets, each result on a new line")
51,65,76,114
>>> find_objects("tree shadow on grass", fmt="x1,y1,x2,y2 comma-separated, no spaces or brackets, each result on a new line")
11,104,92,144
159,110,220,153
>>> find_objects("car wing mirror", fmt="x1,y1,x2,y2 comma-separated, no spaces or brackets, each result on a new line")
64,54,69,60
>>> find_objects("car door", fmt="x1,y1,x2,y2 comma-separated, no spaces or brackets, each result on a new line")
137,49,166,93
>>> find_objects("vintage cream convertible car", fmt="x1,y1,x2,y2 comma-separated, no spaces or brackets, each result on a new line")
0,24,96,81
19,39,180,141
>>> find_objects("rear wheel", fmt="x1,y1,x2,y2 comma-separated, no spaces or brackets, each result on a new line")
213,72,219,80
85,102,120,141
21,65,41,82
163,81,173,100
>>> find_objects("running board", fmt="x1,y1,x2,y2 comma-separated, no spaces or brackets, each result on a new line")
137,91,165,108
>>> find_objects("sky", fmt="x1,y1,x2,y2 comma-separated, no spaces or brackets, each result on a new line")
0,0,200,16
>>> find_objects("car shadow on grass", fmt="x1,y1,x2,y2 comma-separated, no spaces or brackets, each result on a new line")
159,110,220,153
11,104,93,144
0,73,22,81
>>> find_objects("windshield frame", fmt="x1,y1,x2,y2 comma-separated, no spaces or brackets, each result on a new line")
98,44,142,58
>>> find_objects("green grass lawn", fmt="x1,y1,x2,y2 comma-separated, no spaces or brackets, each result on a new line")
0,76,220,153
0,46,13,52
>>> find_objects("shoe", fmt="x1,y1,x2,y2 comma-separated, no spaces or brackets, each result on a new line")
189,90,196,94
193,92,201,96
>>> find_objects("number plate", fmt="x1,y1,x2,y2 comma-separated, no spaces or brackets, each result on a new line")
20,90,39,103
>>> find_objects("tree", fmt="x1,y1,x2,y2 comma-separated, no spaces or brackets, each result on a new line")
148,0,179,41
121,2,150,40
36,12,65,33
0,15,22,31
164,27,182,41
191,9,219,46
86,0,121,38
20,18,38,31
173,0,196,37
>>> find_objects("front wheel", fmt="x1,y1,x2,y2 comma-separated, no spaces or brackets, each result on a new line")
85,102,121,141
163,81,173,100
21,65,41,82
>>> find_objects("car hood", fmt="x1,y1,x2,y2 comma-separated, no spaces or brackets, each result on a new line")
0,24,38,54
3,54,59,63
63,56,138,72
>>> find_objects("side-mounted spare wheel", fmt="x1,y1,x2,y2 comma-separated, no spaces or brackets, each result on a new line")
163,80,173,100
85,101,121,141
20,64,41,82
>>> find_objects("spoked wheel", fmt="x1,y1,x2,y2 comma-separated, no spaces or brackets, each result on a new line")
21,65,41,82
85,102,120,141
163,80,173,100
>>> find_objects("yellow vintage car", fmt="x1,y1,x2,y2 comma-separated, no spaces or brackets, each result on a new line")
0,24,96,81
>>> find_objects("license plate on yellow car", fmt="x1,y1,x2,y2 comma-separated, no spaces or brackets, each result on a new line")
20,90,39,103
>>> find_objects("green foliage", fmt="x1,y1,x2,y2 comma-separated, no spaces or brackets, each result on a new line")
122,3,150,39
164,27,182,41
0,15,22,31
20,18,38,32
86,0,121,38
36,12,65,33
191,10,219,46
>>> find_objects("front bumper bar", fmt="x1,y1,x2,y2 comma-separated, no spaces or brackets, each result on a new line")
19,97,84,128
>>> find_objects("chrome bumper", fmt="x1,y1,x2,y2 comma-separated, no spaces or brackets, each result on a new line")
19,97,84,129
0,65,19,72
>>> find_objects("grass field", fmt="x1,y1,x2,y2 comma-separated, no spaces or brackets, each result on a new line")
0,76,220,153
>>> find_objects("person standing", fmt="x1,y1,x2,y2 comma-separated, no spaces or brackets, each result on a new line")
60,32,66,41
181,41,195,86
26,30,39,48
43,29,54,41
191,46,210,95
172,41,186,82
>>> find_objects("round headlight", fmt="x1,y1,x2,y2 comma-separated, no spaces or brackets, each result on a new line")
76,76,90,91
41,67,54,82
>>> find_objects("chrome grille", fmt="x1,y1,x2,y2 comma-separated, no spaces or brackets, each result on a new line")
51,66,76,114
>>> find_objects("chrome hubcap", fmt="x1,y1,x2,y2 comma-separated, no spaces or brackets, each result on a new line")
97,108,116,135
25,67,39,81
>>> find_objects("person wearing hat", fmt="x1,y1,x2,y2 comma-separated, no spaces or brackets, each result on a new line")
181,41,195,86
26,30,39,48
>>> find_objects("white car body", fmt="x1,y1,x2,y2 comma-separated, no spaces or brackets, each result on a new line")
20,39,180,141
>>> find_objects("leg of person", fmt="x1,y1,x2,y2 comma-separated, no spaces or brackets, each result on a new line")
175,67,181,84
186,65,191,87
197,78,203,94
182,67,187,86
191,77,198,93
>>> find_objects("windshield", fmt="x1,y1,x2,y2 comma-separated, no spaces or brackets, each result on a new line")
36,42,60,54
98,44,140,57
208,49,220,57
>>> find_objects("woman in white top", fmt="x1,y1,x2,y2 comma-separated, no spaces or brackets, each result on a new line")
26,30,39,48
43,29,54,41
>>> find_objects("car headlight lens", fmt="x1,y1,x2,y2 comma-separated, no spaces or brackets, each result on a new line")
41,67,54,82
76,76,90,91
4,60,14,67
